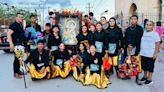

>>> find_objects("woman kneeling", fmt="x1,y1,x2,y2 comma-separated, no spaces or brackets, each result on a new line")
83,45,111,89
51,43,71,78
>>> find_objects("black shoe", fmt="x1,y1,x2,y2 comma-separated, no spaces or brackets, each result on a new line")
140,77,147,82
122,76,131,80
136,80,142,86
145,80,153,85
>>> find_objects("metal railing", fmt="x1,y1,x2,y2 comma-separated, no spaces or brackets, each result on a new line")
115,13,164,28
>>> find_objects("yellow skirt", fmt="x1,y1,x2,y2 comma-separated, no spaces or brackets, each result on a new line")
72,66,81,81
81,66,111,89
29,64,51,79
109,56,118,66
51,60,71,78
135,54,142,73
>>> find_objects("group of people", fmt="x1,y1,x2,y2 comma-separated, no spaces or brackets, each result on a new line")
7,11,162,89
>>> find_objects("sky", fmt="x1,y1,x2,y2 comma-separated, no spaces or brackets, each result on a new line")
0,0,115,20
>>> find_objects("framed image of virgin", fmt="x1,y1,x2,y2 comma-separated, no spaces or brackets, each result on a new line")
56,13,81,45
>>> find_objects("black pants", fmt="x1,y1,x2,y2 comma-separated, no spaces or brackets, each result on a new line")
105,70,110,76
81,65,87,74
13,55,20,74
141,56,155,72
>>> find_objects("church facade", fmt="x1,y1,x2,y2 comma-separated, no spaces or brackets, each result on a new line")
115,0,163,27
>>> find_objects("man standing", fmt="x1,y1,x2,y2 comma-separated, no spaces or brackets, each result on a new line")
124,15,143,84
7,13,25,79
44,11,54,29
26,14,41,32
25,14,42,52
89,12,97,24
124,15,143,57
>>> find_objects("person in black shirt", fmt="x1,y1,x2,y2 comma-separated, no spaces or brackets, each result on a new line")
47,25,61,50
93,22,106,53
83,45,110,89
24,40,50,80
100,16,109,30
124,15,143,56
78,43,89,74
105,17,124,77
51,43,71,78
51,43,70,66
72,43,89,80
25,14,42,52
26,14,41,32
42,23,51,43
7,13,25,79
76,25,94,52
89,24,96,34
124,15,143,85
88,45,102,74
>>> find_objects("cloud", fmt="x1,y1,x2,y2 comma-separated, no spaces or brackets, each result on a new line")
46,0,72,7
48,3,62,11
0,0,13,4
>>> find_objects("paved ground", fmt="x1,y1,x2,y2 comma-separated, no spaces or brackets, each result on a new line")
0,50,163,92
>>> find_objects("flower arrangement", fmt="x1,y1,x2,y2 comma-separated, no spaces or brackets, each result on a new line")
70,55,82,67
59,8,81,15
118,56,138,78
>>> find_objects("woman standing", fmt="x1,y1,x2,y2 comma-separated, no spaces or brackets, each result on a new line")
51,43,71,78
93,22,106,54
47,25,61,51
156,21,163,42
140,21,160,84
89,24,96,34
76,25,94,52
105,17,124,78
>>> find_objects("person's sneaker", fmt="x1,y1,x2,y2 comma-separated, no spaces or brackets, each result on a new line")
145,80,153,85
140,77,147,81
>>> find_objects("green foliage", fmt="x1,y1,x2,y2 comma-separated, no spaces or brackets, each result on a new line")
0,4,36,25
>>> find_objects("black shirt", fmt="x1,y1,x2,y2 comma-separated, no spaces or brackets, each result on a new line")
124,25,143,56
88,52,102,74
76,32,94,45
78,51,89,67
47,33,61,49
42,30,51,43
26,24,41,32
51,49,70,65
105,27,124,56
93,30,106,44
9,21,24,45
25,49,49,69
42,30,51,37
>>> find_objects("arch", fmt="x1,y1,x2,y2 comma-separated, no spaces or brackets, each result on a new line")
129,3,137,16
